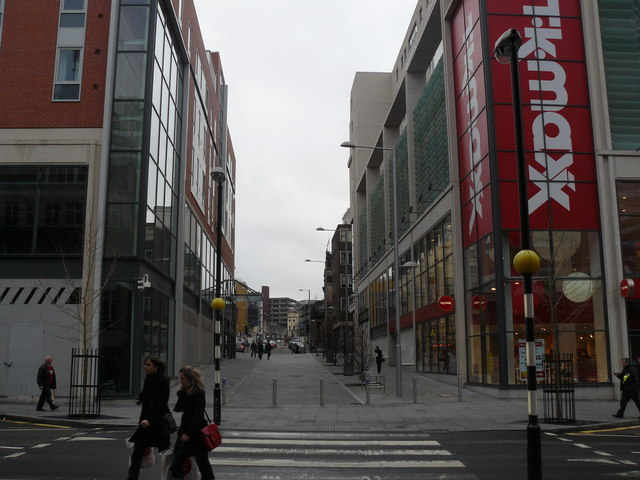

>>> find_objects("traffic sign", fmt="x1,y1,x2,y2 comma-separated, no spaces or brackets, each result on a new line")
438,295,454,312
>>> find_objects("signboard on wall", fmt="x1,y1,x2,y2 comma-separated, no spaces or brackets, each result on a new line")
486,0,600,232
451,0,493,248
518,339,545,380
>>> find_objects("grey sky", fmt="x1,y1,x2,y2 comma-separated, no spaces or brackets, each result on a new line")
193,1,418,301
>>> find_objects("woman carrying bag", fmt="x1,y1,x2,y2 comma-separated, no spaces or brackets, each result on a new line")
127,356,171,480
170,366,215,480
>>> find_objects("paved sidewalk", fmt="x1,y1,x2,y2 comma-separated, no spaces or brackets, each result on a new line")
1,348,635,433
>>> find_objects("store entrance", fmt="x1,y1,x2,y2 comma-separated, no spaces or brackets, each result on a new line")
627,301,640,364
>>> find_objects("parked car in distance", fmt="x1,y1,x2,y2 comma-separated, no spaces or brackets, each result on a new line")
235,342,245,353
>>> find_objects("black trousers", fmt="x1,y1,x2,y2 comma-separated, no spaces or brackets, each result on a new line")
127,442,148,480
36,386,55,410
170,443,214,480
617,389,640,416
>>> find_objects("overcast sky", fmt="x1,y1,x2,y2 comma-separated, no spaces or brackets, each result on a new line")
192,1,418,301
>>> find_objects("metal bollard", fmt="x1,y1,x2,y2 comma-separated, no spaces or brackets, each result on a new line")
222,377,227,405
365,378,371,405
458,375,463,402
320,378,325,406
413,376,418,404
273,378,277,406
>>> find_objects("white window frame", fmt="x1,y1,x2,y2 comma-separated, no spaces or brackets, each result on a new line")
0,0,5,47
59,0,86,28
53,47,84,101
53,0,86,101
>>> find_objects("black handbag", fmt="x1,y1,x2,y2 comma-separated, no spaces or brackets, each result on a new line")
162,412,177,434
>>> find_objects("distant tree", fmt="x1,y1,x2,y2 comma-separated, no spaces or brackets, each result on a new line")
352,322,373,381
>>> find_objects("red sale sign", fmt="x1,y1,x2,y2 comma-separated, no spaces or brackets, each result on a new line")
487,0,599,231
451,0,493,247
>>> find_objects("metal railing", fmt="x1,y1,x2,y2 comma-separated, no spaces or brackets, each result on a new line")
542,354,575,424
68,348,101,418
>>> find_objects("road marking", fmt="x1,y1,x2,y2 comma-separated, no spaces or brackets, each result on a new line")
54,437,72,441
558,438,572,442
568,425,640,435
574,444,590,449
3,452,27,459
619,460,637,465
594,451,613,456
0,446,24,450
212,458,465,468
68,436,118,442
567,458,617,464
221,439,440,446
215,446,452,456
545,432,557,436
0,420,70,429
31,443,51,449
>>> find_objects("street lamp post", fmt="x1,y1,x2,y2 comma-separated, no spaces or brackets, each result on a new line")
341,141,403,396
210,166,226,425
494,29,542,480
298,288,311,344
305,258,325,351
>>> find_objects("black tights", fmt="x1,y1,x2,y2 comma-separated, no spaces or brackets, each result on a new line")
170,444,214,480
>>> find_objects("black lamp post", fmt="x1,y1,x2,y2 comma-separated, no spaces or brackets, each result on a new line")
211,166,226,425
494,28,542,480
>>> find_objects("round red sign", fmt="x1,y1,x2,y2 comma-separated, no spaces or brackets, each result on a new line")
471,295,487,311
438,295,454,312
621,278,635,298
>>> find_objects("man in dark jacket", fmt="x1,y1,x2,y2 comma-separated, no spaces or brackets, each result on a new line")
613,357,640,418
36,356,58,411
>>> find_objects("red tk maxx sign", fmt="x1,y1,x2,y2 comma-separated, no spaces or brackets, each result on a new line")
438,295,455,312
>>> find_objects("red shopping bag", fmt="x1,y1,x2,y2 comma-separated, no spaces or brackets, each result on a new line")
201,411,222,451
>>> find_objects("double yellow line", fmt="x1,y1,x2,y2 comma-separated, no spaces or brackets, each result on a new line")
1,419,71,429
568,424,640,436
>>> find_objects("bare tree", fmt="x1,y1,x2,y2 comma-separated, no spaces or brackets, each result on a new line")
42,211,117,416
352,322,373,381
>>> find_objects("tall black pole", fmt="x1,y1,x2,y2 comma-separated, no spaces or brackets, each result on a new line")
213,175,224,425
507,30,542,480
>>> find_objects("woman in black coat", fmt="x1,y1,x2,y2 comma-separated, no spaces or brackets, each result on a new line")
170,366,215,480
127,356,171,480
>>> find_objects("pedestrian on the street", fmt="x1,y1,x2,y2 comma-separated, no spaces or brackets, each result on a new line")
36,355,59,411
374,346,384,375
258,341,264,360
250,341,257,357
126,356,171,480
170,366,215,480
613,357,640,418
265,341,272,360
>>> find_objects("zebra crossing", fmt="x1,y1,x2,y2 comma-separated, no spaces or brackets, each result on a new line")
209,430,478,479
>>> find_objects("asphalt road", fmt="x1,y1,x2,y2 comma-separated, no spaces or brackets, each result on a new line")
3,419,640,480
430,426,640,480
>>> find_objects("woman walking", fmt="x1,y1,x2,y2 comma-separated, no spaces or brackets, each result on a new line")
170,366,215,480
127,356,171,480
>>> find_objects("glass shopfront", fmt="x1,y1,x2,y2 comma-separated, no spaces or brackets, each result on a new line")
417,316,457,374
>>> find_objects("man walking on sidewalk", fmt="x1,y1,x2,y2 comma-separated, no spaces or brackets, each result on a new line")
36,355,59,411
613,357,640,418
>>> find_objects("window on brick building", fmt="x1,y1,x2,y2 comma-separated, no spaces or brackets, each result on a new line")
53,48,82,100
0,1,4,47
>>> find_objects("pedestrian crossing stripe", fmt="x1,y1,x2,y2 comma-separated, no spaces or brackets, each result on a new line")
220,438,440,446
212,458,465,469
215,446,452,456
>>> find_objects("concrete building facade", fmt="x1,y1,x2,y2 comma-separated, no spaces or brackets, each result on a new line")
0,0,236,397
346,0,640,398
